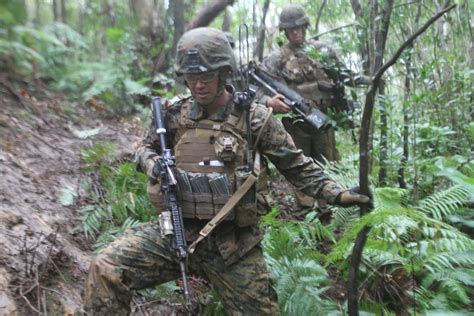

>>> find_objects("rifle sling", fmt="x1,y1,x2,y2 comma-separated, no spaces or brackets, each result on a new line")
188,151,261,254
187,106,272,254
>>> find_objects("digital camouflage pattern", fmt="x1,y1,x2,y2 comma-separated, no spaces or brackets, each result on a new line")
84,88,347,314
279,4,310,30
260,39,346,162
137,90,345,204
175,27,236,75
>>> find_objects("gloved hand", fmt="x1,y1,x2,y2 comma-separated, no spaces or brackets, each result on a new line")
152,159,163,179
144,155,161,179
335,187,371,207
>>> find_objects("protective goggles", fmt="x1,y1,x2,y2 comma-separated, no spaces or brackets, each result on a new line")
184,71,218,84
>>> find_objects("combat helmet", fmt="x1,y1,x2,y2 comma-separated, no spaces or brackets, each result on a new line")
279,4,310,30
175,27,236,75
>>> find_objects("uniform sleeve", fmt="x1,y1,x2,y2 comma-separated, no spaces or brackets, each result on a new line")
255,50,286,108
251,105,344,203
134,103,180,178
135,124,161,178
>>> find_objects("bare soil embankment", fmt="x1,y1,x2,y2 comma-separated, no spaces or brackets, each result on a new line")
0,79,139,315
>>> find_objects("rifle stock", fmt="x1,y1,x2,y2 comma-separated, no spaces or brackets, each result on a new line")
247,63,330,130
151,97,192,306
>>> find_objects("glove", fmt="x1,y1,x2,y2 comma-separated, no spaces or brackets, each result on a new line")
152,159,163,179
335,187,370,207
144,155,161,179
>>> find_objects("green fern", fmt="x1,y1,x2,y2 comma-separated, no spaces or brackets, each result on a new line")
268,257,338,315
79,204,109,239
418,185,470,220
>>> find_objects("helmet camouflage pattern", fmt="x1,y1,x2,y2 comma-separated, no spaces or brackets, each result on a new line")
279,4,310,30
175,27,236,75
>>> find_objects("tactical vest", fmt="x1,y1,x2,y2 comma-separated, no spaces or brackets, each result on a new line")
172,100,269,227
280,44,335,110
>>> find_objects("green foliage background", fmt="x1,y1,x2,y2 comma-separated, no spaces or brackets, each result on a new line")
1,0,473,314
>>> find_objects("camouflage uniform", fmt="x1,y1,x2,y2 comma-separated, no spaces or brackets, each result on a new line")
259,4,370,209
84,27,358,315
261,42,350,163
259,4,369,163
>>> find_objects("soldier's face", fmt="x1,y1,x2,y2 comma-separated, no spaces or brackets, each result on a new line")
286,26,305,45
185,71,220,105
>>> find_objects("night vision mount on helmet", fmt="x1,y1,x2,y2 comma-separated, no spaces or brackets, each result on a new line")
175,27,237,75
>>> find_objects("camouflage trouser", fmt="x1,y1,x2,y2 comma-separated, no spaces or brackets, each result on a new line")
282,118,338,212
84,223,278,315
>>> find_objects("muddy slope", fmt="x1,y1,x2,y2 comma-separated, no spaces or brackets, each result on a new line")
0,82,140,315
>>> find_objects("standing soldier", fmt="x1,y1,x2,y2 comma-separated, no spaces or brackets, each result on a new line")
259,4,371,211
83,27,370,315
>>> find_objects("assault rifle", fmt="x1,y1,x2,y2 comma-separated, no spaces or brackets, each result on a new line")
247,62,330,130
151,97,192,306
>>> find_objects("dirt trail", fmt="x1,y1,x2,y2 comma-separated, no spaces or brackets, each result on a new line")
0,84,140,315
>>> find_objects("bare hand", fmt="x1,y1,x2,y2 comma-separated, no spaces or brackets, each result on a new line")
266,94,291,113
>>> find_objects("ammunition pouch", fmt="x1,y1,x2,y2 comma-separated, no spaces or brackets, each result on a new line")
176,170,235,220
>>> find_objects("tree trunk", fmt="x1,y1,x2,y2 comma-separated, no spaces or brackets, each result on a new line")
34,0,41,26
399,2,421,190
349,4,456,315
255,0,270,61
375,0,393,185
60,0,66,23
350,0,371,75
222,8,231,31
105,0,116,26
315,0,327,35
172,0,185,52
349,1,395,314
186,0,235,31
466,0,474,108
378,84,387,186
52,0,59,22
130,0,168,72
398,48,411,189
130,0,162,41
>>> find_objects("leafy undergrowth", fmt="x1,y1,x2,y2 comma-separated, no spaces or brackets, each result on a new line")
80,142,474,315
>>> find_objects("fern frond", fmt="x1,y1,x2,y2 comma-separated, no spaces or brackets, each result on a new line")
374,187,410,210
417,185,470,220
329,205,359,232
299,211,336,244
422,269,473,306
270,257,337,315
43,22,88,49
263,226,306,261
80,205,108,239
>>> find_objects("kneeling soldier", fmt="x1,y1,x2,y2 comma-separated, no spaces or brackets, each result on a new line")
83,27,369,315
